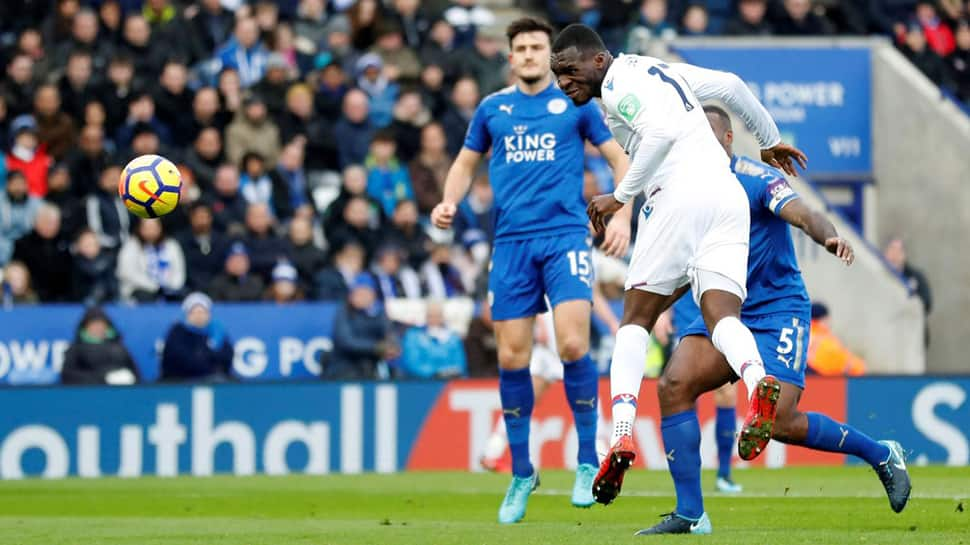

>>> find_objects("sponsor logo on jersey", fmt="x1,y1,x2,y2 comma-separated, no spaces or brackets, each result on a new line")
503,125,557,163
618,94,641,123
498,104,513,115
547,98,567,114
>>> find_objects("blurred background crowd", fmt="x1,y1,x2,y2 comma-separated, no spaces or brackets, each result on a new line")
0,0,943,384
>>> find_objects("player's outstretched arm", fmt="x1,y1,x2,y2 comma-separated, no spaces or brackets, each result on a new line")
431,148,482,229
598,139,632,257
778,198,854,265
672,62,808,176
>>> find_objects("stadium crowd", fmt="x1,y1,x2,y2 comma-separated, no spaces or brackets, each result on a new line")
0,0,943,383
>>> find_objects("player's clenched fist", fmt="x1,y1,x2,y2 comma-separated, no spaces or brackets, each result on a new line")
431,202,457,229
587,193,624,235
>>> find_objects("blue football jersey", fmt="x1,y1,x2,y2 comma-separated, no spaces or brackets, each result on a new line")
463,82,613,241
731,155,810,317
670,155,809,333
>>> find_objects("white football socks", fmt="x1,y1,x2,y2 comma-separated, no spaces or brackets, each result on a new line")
711,316,766,398
609,324,650,445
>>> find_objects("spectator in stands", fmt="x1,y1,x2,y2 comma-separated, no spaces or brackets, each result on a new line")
7,115,52,197
1,261,39,306
215,17,269,88
464,286,498,377
372,23,422,84
389,0,431,49
419,19,459,79
178,201,229,293
242,203,288,283
276,141,312,212
807,303,866,376
161,292,234,382
914,1,956,57
286,215,327,294
117,218,186,302
681,4,711,35
401,300,467,378
239,151,293,220
901,23,954,86
153,61,195,146
409,122,451,215
1,55,36,119
58,50,99,123
444,0,497,48
218,67,244,118
103,54,136,133
114,92,173,152
86,163,130,254
294,0,329,53
313,54,349,123
186,0,235,65
71,229,117,305
279,84,338,171
45,0,79,42
948,20,970,103
324,165,383,233
211,164,248,235
252,53,292,120
208,242,265,302
98,0,124,43
184,128,224,193
365,129,414,217
265,260,305,303
119,14,165,83
0,171,42,265
370,243,422,300
126,122,171,164
83,101,108,135
12,204,73,302
454,25,507,96
388,90,429,164
419,63,449,117
441,76,479,156
348,0,384,52
327,272,400,380
387,199,431,269
189,87,230,141
44,163,84,238
884,236,933,344
61,306,140,385
421,241,466,298
143,0,180,31
627,0,677,55
65,124,108,197
772,0,834,35
334,89,375,168
452,172,494,262
315,240,365,300
355,53,398,128
226,95,281,168
54,8,113,72
325,16,358,74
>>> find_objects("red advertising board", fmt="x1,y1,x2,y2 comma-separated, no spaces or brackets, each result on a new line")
407,377,846,470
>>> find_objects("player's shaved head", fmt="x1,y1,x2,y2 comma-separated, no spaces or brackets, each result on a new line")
551,23,606,56
703,105,733,157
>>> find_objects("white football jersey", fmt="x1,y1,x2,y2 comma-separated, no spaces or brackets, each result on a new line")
601,54,781,203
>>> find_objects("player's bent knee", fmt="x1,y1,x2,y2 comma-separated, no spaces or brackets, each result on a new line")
657,373,691,408
557,336,588,363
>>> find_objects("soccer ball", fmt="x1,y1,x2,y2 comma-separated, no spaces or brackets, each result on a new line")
118,154,182,218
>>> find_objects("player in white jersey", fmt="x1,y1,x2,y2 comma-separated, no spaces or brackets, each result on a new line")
550,24,808,505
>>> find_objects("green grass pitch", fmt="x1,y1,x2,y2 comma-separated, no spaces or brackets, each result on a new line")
1,466,967,544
